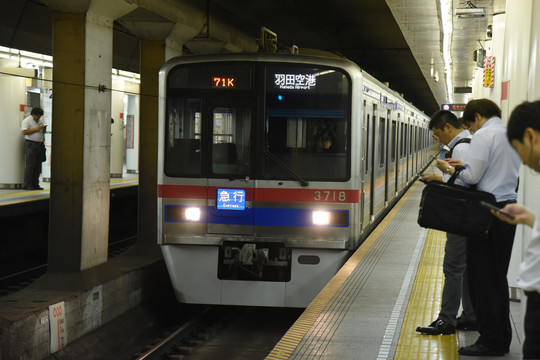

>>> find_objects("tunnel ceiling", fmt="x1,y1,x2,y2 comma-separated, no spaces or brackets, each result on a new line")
1,0,494,116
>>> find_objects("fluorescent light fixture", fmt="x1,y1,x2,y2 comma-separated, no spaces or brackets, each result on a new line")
0,46,53,68
440,0,454,103
111,68,141,84
455,7,486,17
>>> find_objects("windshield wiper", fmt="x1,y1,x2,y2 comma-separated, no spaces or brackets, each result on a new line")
229,164,249,182
263,148,309,187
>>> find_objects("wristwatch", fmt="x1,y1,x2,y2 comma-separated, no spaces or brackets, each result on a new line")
446,166,453,174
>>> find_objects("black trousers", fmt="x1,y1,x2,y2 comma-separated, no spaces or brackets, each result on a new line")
524,293,540,359
24,140,43,189
466,213,516,352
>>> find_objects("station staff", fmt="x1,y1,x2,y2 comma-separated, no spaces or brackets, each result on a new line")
21,107,46,190
437,99,521,357
492,100,540,359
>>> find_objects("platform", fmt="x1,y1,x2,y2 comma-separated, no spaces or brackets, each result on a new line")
268,181,523,360
0,173,138,207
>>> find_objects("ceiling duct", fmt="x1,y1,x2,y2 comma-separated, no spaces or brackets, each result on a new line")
455,7,486,17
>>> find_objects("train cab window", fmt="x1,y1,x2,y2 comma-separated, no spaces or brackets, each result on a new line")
165,98,202,177
211,107,251,177
262,65,350,181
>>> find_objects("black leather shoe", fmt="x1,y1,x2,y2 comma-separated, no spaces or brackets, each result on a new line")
416,319,455,335
35,187,44,190
458,343,505,356
456,316,477,330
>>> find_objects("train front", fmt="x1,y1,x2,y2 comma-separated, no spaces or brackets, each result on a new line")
157,54,361,307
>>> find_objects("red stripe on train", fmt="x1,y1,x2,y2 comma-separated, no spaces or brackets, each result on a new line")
157,184,360,203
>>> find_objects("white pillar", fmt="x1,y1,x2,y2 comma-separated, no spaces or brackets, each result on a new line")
500,0,533,121
0,59,34,188
501,0,534,297
80,12,113,270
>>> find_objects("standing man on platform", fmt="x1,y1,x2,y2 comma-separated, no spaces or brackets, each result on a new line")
416,110,476,335
21,107,46,190
437,99,521,357
491,101,540,359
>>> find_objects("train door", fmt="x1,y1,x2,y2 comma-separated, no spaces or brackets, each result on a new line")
389,115,398,201
362,100,372,226
414,122,420,174
408,119,414,180
383,110,389,204
396,113,404,193
206,97,255,235
370,103,378,219
373,106,385,216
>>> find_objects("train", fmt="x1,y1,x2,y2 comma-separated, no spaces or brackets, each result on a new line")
157,52,436,307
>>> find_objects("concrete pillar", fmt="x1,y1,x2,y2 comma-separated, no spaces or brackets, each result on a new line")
138,40,165,246
48,12,86,272
49,10,113,271
0,60,33,188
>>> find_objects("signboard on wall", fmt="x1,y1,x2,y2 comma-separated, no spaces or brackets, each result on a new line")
441,104,466,112
483,56,495,88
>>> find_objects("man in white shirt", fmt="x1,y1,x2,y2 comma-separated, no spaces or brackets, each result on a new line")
21,107,46,190
493,100,540,359
437,99,521,356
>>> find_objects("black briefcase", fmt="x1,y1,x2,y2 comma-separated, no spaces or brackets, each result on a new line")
417,180,497,238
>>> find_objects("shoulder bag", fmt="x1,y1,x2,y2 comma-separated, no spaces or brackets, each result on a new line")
417,169,496,239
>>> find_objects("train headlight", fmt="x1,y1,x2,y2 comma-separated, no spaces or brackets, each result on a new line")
184,207,201,221
312,211,330,225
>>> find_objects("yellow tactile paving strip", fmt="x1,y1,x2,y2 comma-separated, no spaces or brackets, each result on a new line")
394,228,459,360
266,182,419,360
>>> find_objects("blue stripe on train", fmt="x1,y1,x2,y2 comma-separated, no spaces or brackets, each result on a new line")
165,205,349,227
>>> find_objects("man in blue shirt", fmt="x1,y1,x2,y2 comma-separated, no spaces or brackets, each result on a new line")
437,99,521,356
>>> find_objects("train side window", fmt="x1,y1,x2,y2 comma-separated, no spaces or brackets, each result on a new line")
378,117,385,168
391,120,397,163
212,107,251,176
400,123,405,159
165,98,202,177
365,114,370,174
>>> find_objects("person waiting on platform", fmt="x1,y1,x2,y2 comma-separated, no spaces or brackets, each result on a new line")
21,107,46,190
491,101,540,359
437,99,521,357
416,110,476,336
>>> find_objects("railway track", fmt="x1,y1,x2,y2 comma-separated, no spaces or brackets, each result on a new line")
132,306,303,360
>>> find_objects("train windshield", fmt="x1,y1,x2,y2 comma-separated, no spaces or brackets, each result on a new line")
164,61,350,181
263,65,350,181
